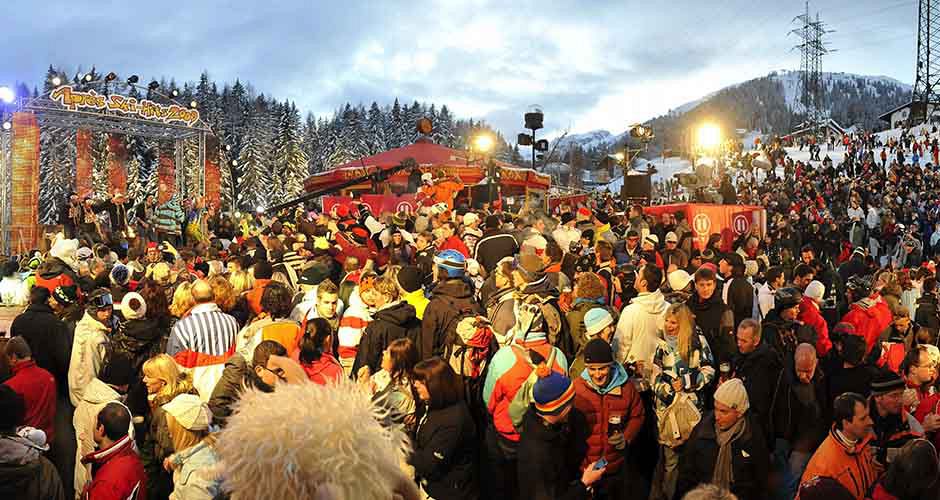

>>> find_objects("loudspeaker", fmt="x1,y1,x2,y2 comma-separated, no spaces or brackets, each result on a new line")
620,174,651,204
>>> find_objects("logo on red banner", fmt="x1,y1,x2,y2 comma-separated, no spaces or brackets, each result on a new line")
693,214,711,235
733,214,750,235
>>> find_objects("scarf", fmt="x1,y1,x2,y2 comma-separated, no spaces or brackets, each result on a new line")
712,416,747,490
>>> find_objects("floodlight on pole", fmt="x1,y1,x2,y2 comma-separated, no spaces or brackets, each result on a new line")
696,123,721,150
0,86,14,104
473,134,494,153
51,76,62,86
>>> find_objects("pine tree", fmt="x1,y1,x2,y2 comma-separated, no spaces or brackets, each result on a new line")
434,105,457,147
302,113,321,173
236,102,273,211
272,102,309,198
386,99,404,148
367,102,386,154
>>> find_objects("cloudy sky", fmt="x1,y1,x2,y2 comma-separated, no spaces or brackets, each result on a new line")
3,0,918,139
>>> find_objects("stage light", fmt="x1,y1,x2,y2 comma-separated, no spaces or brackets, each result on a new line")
256,206,264,214
2,121,11,131
696,123,721,150
0,86,14,104
231,159,239,167
105,72,117,82
83,73,93,82
473,134,494,153
171,89,179,97
234,211,241,218
148,81,160,91
223,144,232,152
189,100,198,109
127,75,139,85
524,104,544,130
51,76,62,86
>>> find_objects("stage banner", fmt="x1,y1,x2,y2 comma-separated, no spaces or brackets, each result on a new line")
75,129,93,199
322,194,418,216
644,203,766,251
107,134,128,195
204,135,221,209
157,141,176,204
10,112,40,252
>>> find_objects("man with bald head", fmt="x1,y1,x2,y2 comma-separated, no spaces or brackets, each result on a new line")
778,343,829,498
166,279,239,399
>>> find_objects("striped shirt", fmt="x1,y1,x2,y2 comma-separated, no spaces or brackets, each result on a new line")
166,303,239,359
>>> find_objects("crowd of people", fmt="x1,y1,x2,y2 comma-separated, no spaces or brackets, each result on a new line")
5,128,940,499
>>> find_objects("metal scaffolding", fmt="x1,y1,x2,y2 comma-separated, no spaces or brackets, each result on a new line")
0,92,215,253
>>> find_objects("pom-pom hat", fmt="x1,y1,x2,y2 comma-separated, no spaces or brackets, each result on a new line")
533,368,576,416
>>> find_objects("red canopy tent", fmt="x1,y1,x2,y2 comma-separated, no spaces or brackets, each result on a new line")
302,138,551,195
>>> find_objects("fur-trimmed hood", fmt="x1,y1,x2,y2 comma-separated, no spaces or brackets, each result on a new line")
215,380,416,500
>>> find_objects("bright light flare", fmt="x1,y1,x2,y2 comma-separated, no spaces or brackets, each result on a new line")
0,87,14,104
696,123,721,149
473,134,494,152
2,121,11,131
51,77,62,86
613,152,625,162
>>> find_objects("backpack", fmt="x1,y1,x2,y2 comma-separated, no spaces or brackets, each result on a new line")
508,344,557,431
439,295,481,360
448,316,496,379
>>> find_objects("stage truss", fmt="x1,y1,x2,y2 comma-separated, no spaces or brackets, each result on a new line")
0,93,216,253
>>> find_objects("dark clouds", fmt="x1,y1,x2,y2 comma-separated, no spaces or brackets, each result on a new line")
2,0,918,138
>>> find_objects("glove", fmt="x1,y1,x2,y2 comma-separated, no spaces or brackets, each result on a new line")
608,432,625,450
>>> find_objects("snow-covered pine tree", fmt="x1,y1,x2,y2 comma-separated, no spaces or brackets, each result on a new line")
236,100,273,211
387,99,404,149
435,105,457,147
302,113,321,173
272,102,308,198
367,102,386,154
403,101,423,144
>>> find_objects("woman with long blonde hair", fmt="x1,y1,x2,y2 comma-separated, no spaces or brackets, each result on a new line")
649,302,716,500
169,282,195,318
142,354,194,407
161,394,221,500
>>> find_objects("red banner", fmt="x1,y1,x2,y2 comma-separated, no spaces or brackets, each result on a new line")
322,194,418,216
205,135,221,210
644,203,766,251
157,142,176,204
75,129,93,199
107,134,127,195
10,113,40,252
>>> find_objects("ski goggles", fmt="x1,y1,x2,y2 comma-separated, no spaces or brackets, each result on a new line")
91,293,114,309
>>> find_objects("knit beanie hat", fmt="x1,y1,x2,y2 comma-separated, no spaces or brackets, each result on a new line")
584,308,614,337
560,212,576,225
162,394,212,431
714,378,750,413
120,292,147,320
52,285,78,306
667,270,693,291
463,212,479,227
533,367,575,416
583,338,614,364
871,369,905,396
515,254,546,282
110,264,130,286
396,266,423,293
804,280,826,303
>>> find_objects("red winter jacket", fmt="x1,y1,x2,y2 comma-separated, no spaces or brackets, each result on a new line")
797,297,831,357
571,369,644,475
438,235,470,258
3,360,56,443
80,434,146,500
841,295,893,354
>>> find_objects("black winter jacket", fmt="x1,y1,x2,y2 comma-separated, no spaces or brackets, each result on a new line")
474,231,519,274
517,409,589,500
916,294,940,331
734,342,784,448
420,278,482,361
675,413,769,500
688,291,735,364
723,276,754,330
10,303,72,395
207,354,271,427
410,401,478,500
352,301,420,376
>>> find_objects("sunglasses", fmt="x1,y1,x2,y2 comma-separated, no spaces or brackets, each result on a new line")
260,365,287,382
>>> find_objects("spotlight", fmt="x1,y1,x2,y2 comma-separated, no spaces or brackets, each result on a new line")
105,72,117,82
2,121,11,131
223,144,232,152
256,206,264,214
126,75,139,85
148,81,160,91
473,134,494,153
231,159,239,167
171,89,179,97
83,73,93,82
189,100,198,109
51,76,62,86
0,86,14,104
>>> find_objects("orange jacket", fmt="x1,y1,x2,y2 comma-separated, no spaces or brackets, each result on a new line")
799,428,881,499
246,279,271,316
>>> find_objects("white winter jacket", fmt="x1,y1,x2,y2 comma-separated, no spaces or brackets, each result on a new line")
757,282,776,319
613,290,668,374
73,378,133,494
68,312,110,407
